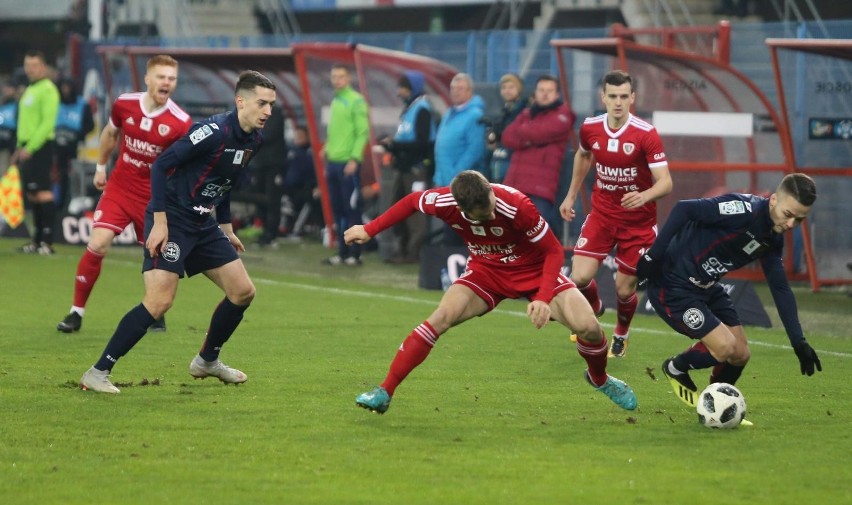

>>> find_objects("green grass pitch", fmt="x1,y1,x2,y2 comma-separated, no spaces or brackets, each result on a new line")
0,237,850,504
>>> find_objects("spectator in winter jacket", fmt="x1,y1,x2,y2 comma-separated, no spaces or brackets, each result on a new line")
502,74,574,236
433,73,486,245
486,73,527,183
380,70,436,263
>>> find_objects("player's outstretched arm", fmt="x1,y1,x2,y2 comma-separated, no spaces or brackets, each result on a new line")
344,225,371,245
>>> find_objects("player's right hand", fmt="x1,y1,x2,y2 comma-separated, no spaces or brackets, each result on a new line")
559,196,576,222
93,171,107,191
146,219,168,258
344,225,371,245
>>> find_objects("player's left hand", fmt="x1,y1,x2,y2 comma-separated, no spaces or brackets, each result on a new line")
527,300,551,329
793,341,822,376
621,191,648,209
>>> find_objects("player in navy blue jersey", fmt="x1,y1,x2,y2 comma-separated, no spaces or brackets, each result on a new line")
636,173,822,408
80,70,276,394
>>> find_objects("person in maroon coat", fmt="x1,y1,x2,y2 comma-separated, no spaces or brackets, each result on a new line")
502,75,574,235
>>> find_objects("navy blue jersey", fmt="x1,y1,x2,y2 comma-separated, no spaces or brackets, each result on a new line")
656,194,780,287
149,110,263,227
649,193,804,344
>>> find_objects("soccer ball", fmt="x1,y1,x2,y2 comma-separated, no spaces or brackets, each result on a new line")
696,382,747,429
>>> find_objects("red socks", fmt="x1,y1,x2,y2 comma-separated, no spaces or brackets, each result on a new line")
381,321,438,396
578,279,602,315
576,333,609,386
614,292,638,336
73,248,105,308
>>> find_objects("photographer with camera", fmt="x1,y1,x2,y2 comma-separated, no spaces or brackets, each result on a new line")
484,73,527,184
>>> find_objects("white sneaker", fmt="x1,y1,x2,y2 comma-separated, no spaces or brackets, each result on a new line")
189,355,247,384
80,366,120,394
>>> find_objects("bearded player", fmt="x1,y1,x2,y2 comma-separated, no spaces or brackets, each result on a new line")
559,70,673,358
57,55,191,333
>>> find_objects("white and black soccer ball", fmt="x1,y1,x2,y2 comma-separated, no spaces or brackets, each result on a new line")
696,382,747,429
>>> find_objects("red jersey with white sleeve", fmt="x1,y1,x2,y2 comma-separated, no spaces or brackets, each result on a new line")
107,92,191,202
364,184,566,303
579,113,667,226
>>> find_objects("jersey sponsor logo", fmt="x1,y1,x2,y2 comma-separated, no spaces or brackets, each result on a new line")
623,142,635,155
123,137,163,157
192,204,215,215
158,124,171,136
683,308,705,330
653,152,665,160
607,138,619,152
596,164,638,180
162,242,181,262
140,117,153,132
122,152,152,169
525,216,546,237
189,125,214,145
701,256,733,277
718,201,746,215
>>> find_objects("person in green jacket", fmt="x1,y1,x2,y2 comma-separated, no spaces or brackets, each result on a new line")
12,50,60,254
321,64,369,266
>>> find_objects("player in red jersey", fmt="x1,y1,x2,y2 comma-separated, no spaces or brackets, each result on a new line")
559,70,672,358
346,170,637,414
56,55,191,333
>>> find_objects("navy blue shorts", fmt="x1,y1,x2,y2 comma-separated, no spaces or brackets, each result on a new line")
142,211,239,278
646,278,741,339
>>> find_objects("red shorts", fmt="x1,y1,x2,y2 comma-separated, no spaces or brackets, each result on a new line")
455,261,576,311
574,211,657,274
92,186,146,244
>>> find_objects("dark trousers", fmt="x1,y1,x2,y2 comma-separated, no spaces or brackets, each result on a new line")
325,160,363,259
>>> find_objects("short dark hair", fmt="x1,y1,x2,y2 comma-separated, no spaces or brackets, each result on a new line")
536,74,559,88
450,171,492,212
778,173,817,206
235,70,275,95
601,70,634,92
24,50,47,63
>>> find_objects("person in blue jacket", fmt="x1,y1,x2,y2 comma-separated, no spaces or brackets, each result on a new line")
433,73,486,245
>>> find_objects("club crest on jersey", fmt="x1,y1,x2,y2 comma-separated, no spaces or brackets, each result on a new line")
718,201,747,215
425,192,439,205
471,225,486,236
623,142,635,155
490,227,504,236
140,117,153,132
162,242,181,262
158,124,171,136
683,308,705,330
190,125,214,145
233,150,244,165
